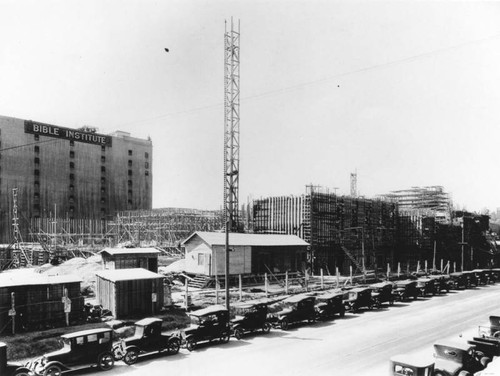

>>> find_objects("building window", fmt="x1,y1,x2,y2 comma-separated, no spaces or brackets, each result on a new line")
101,187,105,194
69,206,75,213
101,156,105,163
145,171,149,176
34,169,40,176
69,196,75,204
34,146,40,153
128,150,133,156
70,151,75,158
34,134,39,141
145,152,149,159
34,192,40,200
127,180,132,187
128,170,132,176
101,166,106,173
128,199,133,205
34,157,40,165
100,198,105,204
69,184,74,192
128,160,132,167
69,173,75,181
69,140,74,146
101,177,106,184
101,145,106,152
69,162,75,169
34,181,40,190
34,204,40,212
145,162,149,169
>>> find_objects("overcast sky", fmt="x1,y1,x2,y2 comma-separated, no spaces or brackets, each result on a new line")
1,0,500,212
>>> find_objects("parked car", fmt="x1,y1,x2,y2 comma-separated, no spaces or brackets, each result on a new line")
478,316,500,339
21,328,115,375
393,280,419,301
230,299,274,339
267,294,316,330
389,353,435,376
111,317,181,365
0,343,31,376
416,278,436,297
472,269,491,285
344,287,375,312
463,271,479,287
433,341,490,375
182,305,231,351
489,269,500,283
369,281,394,307
450,272,468,289
429,274,452,293
314,291,345,319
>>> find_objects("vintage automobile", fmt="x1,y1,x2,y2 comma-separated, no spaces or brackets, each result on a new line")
0,342,31,376
478,316,500,339
462,271,479,288
416,278,436,297
428,274,451,294
111,317,181,365
472,269,491,285
369,281,394,307
21,328,115,375
433,341,490,376
489,269,500,283
230,299,274,339
267,294,316,330
450,272,468,290
344,287,375,312
389,353,435,376
314,291,345,319
182,305,231,351
393,280,419,301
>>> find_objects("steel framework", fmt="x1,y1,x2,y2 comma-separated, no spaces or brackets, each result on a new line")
224,18,241,232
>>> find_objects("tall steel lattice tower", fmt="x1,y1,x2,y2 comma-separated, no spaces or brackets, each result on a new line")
223,19,241,232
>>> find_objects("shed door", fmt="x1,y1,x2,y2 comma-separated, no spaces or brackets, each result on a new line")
204,254,211,275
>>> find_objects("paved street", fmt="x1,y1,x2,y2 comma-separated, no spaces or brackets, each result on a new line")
104,284,500,376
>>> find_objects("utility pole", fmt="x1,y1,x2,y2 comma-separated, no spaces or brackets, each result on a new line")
223,18,240,312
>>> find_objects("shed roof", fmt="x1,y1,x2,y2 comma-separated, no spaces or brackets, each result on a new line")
182,231,309,247
99,247,161,256
0,272,82,288
95,268,164,282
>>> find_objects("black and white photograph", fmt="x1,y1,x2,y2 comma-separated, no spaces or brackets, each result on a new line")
1,1,500,375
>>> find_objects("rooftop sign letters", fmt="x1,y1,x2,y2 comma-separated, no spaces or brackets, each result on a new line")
25,120,112,146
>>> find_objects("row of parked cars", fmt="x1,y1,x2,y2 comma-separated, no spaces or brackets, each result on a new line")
4,268,500,376
390,315,500,376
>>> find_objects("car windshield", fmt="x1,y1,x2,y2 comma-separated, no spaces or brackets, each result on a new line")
61,338,71,349
190,316,202,325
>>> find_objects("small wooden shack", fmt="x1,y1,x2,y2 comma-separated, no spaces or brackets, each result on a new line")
95,268,164,318
99,247,161,273
182,232,309,276
0,272,83,333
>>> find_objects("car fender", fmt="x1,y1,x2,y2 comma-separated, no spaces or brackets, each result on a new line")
124,345,141,354
44,360,70,372
13,366,34,376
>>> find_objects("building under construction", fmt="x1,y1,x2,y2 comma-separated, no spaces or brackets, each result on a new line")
252,186,398,274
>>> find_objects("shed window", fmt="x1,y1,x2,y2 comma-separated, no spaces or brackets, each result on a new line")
198,254,204,266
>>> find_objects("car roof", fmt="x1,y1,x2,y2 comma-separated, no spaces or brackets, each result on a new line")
316,291,344,300
189,305,228,316
135,317,162,326
349,286,371,292
61,327,113,339
283,294,314,303
370,282,393,288
395,280,416,285
434,340,472,352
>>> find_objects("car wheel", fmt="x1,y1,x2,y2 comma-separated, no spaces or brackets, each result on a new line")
111,344,124,361
98,352,115,370
280,318,289,330
493,331,500,338
186,338,196,352
168,338,181,355
44,365,62,376
308,316,316,323
262,322,272,333
14,371,31,376
220,332,230,344
123,348,139,366
234,328,243,340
